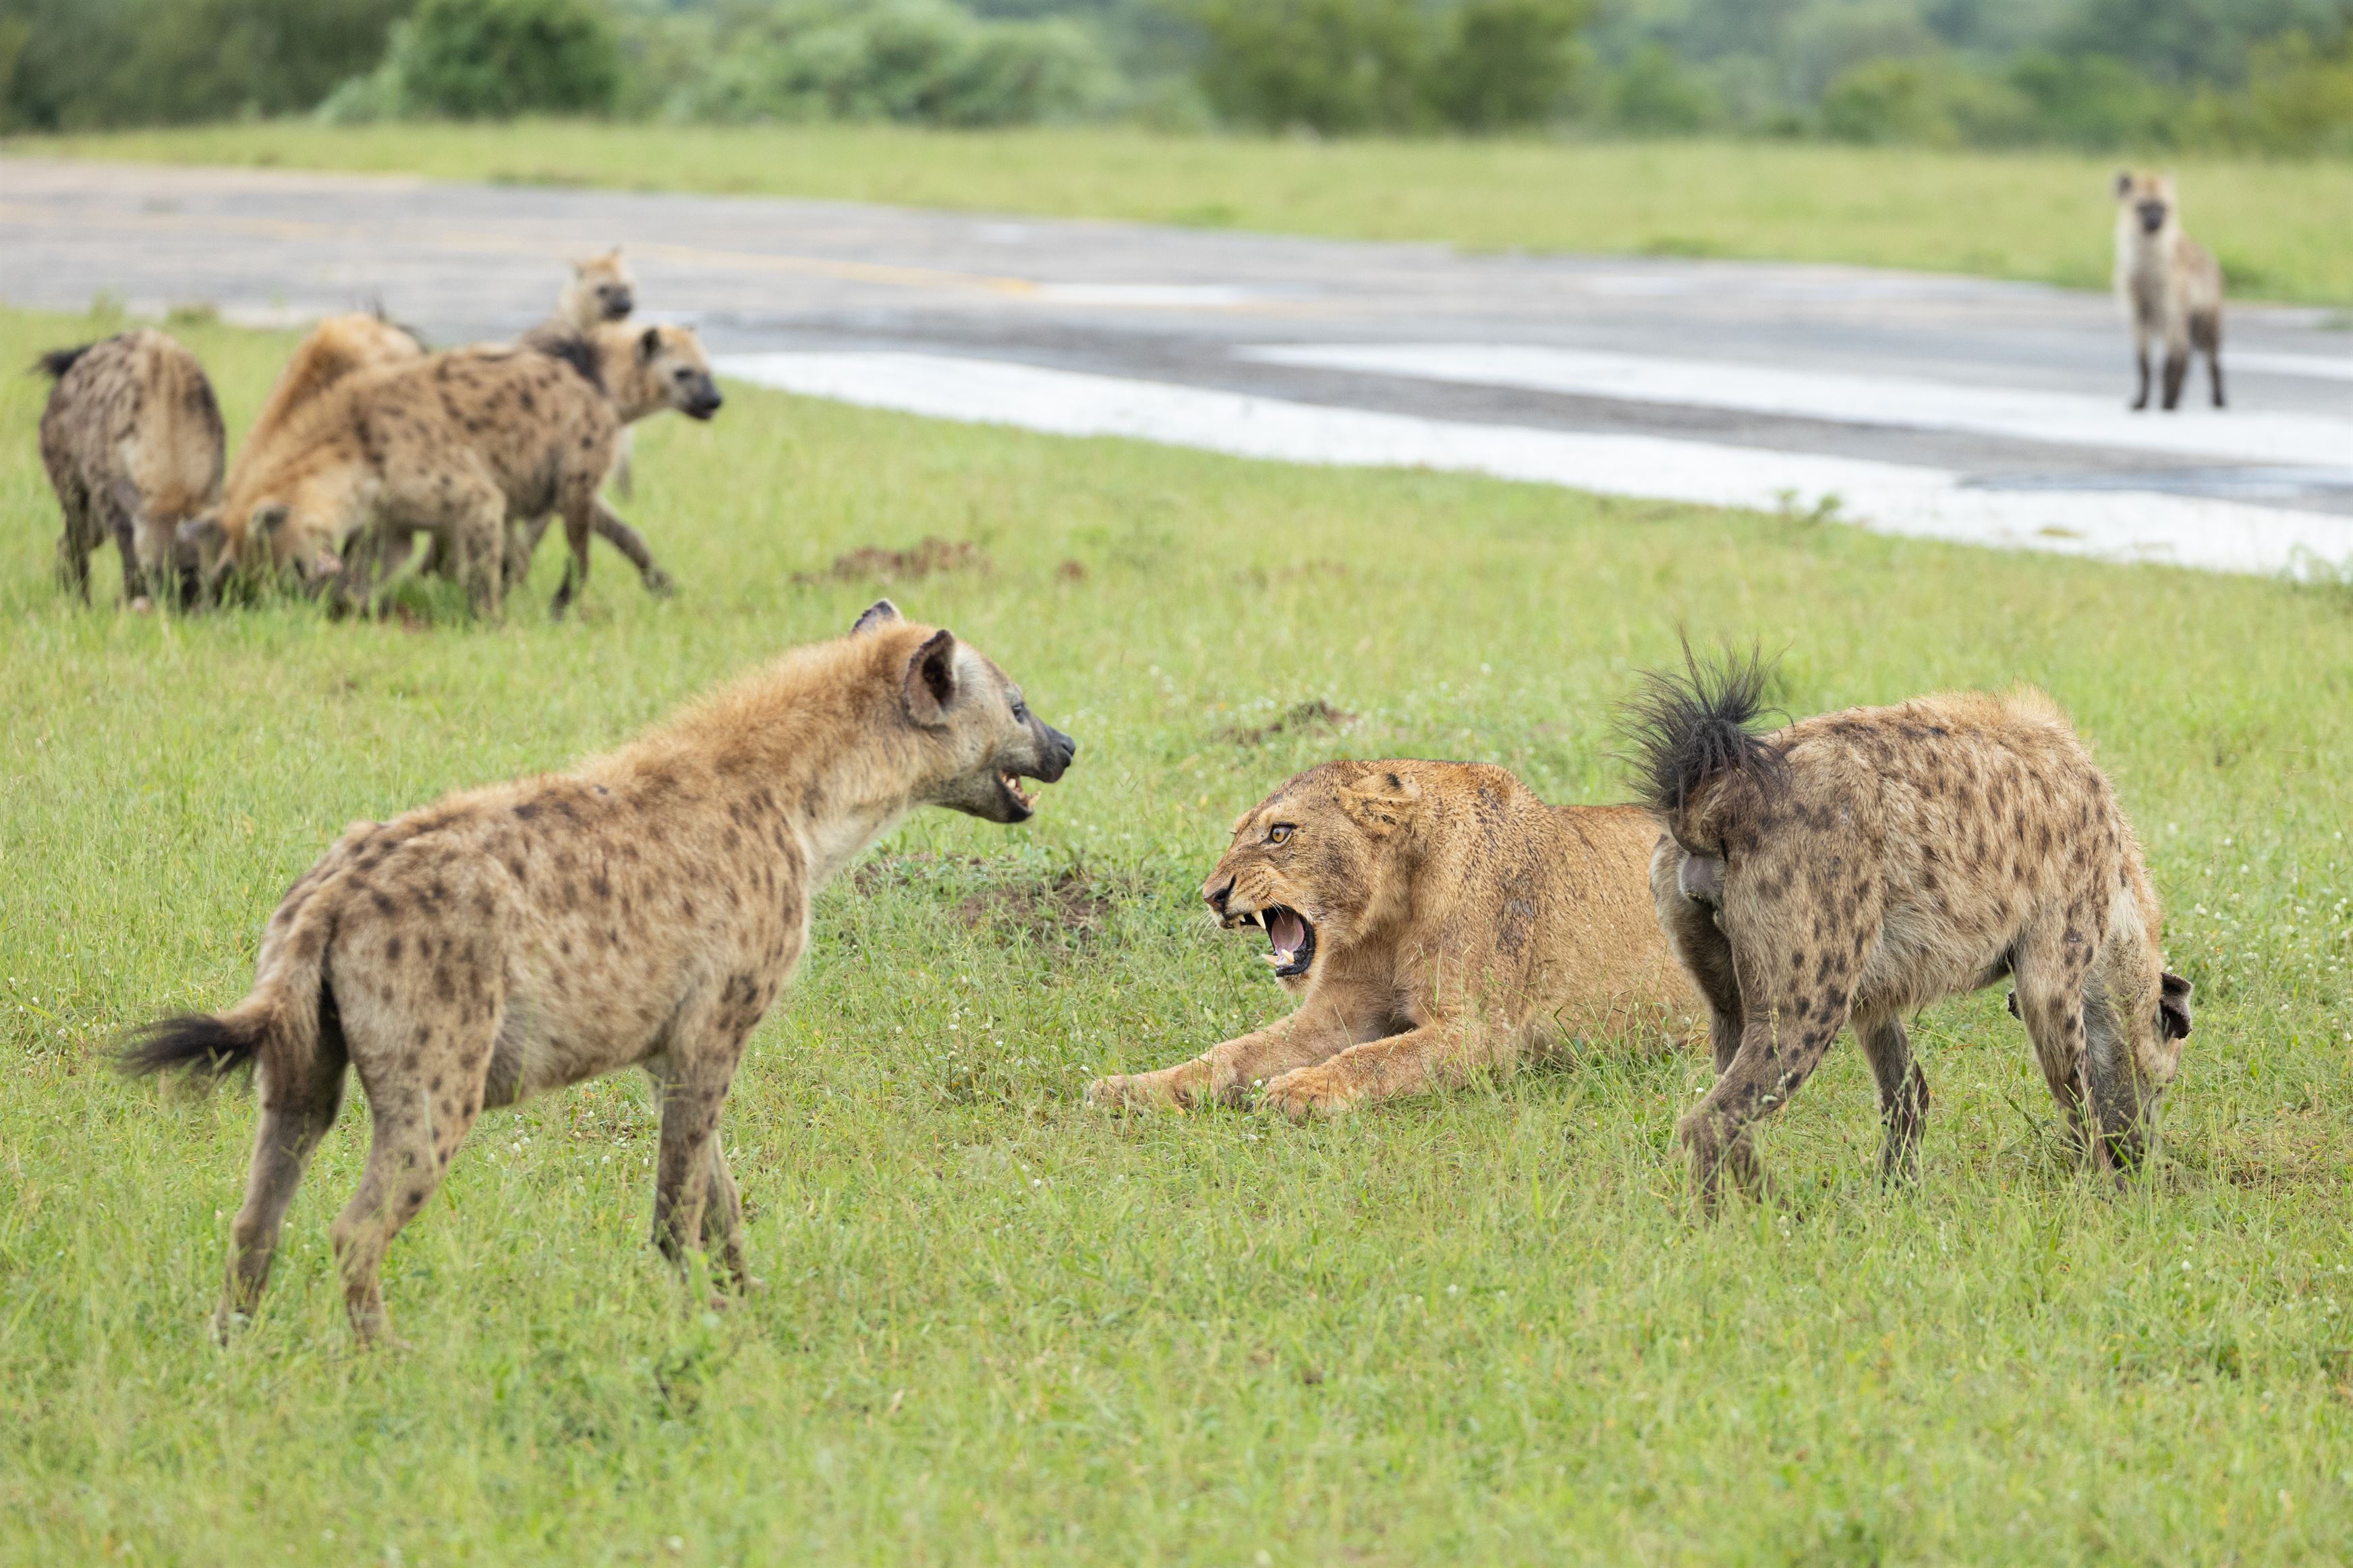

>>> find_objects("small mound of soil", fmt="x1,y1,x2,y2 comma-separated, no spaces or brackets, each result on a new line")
1218,697,1358,747
798,536,991,585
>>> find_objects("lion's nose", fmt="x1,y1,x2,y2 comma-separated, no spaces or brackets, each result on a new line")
1202,875,1235,914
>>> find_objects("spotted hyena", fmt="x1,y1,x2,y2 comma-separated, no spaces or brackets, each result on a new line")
183,325,720,618
2114,171,2223,412
38,329,225,609
121,602,1077,1343
1623,648,2191,1208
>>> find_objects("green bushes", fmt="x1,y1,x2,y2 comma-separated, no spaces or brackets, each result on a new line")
0,0,412,131
1188,0,1587,133
656,0,1115,127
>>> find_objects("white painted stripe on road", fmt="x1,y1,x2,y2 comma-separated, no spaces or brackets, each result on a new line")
1239,343,2353,469
714,350,2352,579
2231,350,2353,384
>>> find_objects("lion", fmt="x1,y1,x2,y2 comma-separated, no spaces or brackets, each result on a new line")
1087,759,1699,1120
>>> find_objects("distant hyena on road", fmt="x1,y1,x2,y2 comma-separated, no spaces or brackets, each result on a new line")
37,328,225,610
2114,170,2224,412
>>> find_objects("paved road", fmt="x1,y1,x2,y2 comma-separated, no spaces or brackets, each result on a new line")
6,156,2350,574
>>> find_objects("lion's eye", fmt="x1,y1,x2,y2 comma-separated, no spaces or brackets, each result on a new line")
1267,824,1294,846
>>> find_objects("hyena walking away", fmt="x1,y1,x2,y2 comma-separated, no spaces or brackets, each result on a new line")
122,603,1075,1344
2114,171,2224,412
37,328,225,609
1624,650,2190,1209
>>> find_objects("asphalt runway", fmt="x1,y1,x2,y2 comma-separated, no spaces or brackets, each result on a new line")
6,156,2349,575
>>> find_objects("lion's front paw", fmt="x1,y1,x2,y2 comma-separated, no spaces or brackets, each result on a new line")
1087,1065,1197,1111
1263,1066,1357,1123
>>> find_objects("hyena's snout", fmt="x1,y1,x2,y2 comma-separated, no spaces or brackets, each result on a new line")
1029,722,1077,784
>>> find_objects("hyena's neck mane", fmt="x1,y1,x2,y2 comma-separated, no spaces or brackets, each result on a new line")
596,644,927,890
591,338,671,424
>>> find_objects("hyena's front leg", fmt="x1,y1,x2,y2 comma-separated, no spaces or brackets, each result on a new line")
646,1001,756,1277
2130,330,2152,411
1087,1006,1355,1111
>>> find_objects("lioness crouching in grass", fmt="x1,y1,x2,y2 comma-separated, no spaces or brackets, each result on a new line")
122,602,1075,1345
1624,649,2190,1211
1087,760,1698,1121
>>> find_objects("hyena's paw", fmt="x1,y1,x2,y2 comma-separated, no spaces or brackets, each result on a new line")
1262,1066,1357,1123
643,566,677,599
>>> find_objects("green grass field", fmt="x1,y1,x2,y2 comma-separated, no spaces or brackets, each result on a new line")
3,300,2351,1565
16,121,2353,306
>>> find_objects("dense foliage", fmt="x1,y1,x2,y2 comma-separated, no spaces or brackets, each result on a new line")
4,0,2352,150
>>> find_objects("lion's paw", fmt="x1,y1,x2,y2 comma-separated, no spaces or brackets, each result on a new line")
1262,1067,1356,1123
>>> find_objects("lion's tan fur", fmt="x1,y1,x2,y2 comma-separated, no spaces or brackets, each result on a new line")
38,328,225,608
1089,759,1699,1120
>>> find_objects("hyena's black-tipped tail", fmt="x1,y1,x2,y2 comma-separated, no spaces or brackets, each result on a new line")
119,888,335,1090
1620,640,1785,848
118,1010,268,1081
34,345,93,380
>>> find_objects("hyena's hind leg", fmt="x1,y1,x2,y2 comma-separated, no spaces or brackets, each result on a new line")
1854,1012,1930,1186
215,1024,350,1340
2194,311,2224,408
1650,844,1768,1199
328,991,501,1345
51,477,98,604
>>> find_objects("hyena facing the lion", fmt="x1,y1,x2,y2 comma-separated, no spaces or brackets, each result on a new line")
123,603,1075,1344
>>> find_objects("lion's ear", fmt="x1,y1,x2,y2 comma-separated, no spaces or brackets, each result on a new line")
1336,771,1420,836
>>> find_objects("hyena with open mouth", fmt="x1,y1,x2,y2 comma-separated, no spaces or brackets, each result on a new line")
123,602,1075,1344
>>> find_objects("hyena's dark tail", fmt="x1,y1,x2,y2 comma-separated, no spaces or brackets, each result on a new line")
117,892,333,1090
1619,639,1785,851
34,345,93,380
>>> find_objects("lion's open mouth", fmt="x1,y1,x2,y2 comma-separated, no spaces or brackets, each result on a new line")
1245,904,1316,978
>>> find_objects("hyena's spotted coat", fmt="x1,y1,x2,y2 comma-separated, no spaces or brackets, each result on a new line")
37,328,225,608
1625,651,2191,1208
123,603,1075,1343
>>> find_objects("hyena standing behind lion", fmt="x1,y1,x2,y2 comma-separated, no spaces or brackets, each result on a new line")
122,602,1075,1343
1625,650,2190,1209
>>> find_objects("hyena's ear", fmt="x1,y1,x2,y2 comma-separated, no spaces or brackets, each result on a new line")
1336,770,1420,837
2114,169,2133,198
253,503,291,540
851,599,902,636
2159,971,2192,1040
177,513,225,553
901,628,959,727
638,326,662,361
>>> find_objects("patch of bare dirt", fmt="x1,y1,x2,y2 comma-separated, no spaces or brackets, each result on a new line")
797,536,992,585
1217,697,1359,747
